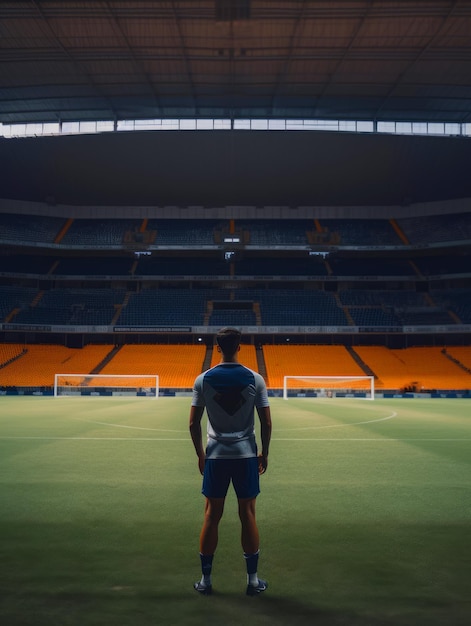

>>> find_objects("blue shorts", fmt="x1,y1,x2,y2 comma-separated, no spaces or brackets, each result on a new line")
202,457,260,500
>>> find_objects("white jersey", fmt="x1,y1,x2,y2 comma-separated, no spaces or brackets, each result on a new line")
191,362,270,460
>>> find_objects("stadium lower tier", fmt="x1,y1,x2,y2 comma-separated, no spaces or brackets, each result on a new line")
1,343,470,393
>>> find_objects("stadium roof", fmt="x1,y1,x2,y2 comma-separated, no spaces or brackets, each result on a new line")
1,0,471,125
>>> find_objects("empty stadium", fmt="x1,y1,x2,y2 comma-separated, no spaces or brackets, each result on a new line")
1,3,471,626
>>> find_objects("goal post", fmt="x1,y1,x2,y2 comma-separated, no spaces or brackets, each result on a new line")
283,376,375,400
54,374,159,398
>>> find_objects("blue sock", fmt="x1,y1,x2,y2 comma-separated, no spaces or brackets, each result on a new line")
199,553,214,586
244,550,260,586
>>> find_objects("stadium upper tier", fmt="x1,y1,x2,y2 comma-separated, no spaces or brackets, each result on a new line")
1,212,471,248
0,211,470,332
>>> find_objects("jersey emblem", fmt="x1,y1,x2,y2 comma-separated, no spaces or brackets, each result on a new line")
214,387,247,416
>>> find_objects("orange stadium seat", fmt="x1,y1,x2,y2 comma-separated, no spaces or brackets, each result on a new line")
354,346,471,391
209,344,259,372
263,345,366,389
98,344,206,389
0,344,113,387
444,347,471,372
0,343,26,366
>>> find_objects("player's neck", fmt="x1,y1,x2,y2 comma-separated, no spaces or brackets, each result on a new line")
221,353,238,363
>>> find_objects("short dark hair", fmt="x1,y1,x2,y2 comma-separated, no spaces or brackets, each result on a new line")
216,327,241,356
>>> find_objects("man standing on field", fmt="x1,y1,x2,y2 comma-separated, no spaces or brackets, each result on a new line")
189,327,272,596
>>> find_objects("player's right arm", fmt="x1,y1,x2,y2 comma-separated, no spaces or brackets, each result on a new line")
257,405,272,474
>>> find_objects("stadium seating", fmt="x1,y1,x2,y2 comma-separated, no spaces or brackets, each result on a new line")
236,219,312,245
0,343,206,389
0,280,468,330
13,288,126,326
1,343,470,391
0,286,38,322
97,344,206,388
61,218,142,245
0,213,64,244
397,212,471,245
339,289,424,307
318,218,401,246
444,346,471,372
0,213,469,393
338,288,457,326
256,290,347,326
146,219,221,245
346,308,399,326
263,344,366,389
208,310,257,327
0,344,114,387
432,288,471,323
352,346,471,391
0,343,26,367
117,288,213,326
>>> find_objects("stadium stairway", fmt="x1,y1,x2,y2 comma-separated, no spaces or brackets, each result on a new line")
253,302,262,325
111,292,132,325
426,292,462,323
441,348,471,374
31,291,45,307
408,259,424,277
256,345,268,383
335,294,355,325
389,219,410,245
202,344,213,371
54,218,73,244
4,308,20,323
0,345,27,369
204,301,213,325
89,345,123,375
346,346,377,379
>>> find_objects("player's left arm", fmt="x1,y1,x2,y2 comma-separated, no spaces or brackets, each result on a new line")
189,405,206,474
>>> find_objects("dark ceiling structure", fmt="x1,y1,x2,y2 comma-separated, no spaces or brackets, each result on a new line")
1,0,471,124
1,1,471,209
2,129,471,207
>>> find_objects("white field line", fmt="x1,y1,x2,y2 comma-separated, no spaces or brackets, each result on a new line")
0,436,469,442
1,409,468,441
69,408,398,434
72,418,184,433
276,411,397,431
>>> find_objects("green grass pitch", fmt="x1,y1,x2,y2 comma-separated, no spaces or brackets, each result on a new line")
0,396,470,626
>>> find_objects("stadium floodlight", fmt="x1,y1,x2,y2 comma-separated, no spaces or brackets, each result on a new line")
283,376,375,400
54,374,159,399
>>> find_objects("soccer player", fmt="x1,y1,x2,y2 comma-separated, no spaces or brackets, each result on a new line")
189,327,272,596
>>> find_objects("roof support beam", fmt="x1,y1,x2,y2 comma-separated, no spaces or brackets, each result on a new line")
29,0,119,121
373,0,463,121
103,0,163,118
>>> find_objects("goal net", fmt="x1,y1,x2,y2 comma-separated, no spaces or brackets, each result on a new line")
54,374,159,398
283,376,374,400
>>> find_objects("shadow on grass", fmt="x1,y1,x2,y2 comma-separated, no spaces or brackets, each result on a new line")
2,583,471,626
0,590,385,626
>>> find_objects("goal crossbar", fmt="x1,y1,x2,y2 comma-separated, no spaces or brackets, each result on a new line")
283,375,374,400
54,374,159,398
